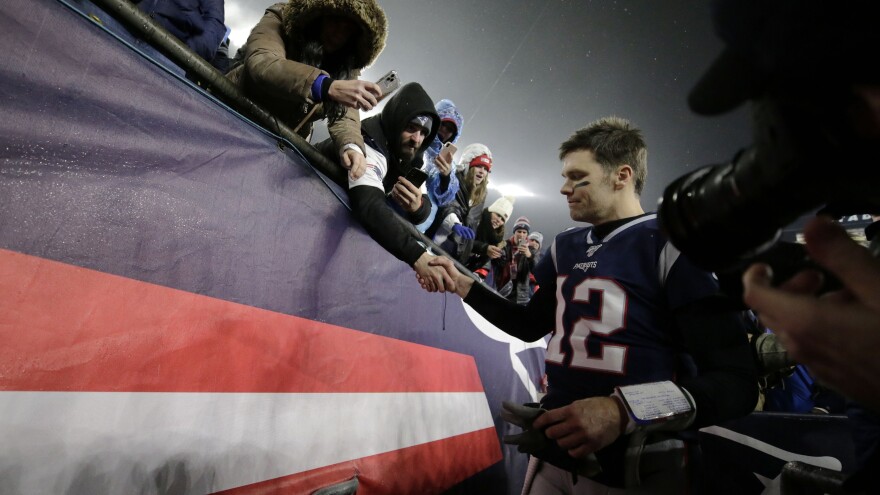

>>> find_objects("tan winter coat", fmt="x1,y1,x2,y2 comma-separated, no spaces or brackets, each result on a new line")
227,0,386,151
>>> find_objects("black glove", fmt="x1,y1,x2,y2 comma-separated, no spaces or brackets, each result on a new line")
502,401,604,479
501,401,550,454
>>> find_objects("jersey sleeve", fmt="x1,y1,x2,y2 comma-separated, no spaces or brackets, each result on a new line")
659,241,720,309
532,237,557,287
662,244,758,427
463,279,556,343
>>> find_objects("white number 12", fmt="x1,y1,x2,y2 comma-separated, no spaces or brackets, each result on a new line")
545,276,628,373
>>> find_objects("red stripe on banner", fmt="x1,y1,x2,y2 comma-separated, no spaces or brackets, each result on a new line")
213,427,502,495
0,249,484,393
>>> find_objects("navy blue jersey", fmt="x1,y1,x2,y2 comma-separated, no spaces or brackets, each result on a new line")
533,214,720,410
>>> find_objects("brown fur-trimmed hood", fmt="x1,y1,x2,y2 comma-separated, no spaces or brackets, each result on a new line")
281,0,387,69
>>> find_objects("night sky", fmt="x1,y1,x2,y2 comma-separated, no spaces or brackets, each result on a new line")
225,0,752,240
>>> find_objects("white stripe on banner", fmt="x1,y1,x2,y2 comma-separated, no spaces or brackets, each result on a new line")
0,391,494,493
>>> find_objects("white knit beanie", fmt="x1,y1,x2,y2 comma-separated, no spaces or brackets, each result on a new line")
488,195,515,221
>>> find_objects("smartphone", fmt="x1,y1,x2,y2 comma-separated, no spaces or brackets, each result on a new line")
440,142,457,162
403,167,428,189
375,70,401,101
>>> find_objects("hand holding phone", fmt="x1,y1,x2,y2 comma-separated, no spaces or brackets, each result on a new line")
390,168,427,213
403,167,428,189
375,70,401,102
440,142,457,162
435,142,456,176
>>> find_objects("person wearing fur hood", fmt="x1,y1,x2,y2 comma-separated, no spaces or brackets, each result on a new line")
227,0,387,178
427,143,493,263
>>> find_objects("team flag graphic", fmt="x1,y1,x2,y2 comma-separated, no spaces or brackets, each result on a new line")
0,249,500,493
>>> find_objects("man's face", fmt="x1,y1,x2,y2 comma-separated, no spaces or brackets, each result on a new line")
472,166,489,185
528,239,540,251
560,149,616,225
437,121,456,143
514,229,529,244
398,122,428,163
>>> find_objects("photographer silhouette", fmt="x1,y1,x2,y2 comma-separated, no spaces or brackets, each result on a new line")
659,0,880,413
659,0,880,273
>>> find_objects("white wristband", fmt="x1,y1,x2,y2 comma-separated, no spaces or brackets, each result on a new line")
613,381,696,433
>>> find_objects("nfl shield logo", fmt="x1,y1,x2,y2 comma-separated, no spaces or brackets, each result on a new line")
586,244,603,257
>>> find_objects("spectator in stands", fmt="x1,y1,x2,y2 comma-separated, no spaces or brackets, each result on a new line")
316,82,451,289
426,143,492,262
467,195,514,274
227,0,387,181
133,0,226,62
490,216,534,304
528,231,544,264
524,231,544,299
417,99,464,232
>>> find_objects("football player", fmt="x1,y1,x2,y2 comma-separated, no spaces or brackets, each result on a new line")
422,116,758,494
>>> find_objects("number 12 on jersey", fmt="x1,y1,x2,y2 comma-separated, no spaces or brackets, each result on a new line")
545,276,628,373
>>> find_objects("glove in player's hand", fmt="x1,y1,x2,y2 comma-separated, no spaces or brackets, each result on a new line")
501,401,550,454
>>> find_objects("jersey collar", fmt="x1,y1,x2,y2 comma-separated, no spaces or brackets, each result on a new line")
586,213,656,244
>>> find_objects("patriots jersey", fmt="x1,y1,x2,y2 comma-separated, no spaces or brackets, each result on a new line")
533,213,720,410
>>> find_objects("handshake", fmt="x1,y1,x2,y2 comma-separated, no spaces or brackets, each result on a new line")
413,252,469,295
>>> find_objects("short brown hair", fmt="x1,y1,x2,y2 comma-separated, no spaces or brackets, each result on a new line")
558,116,648,194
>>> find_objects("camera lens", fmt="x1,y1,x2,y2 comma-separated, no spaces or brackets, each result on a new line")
658,98,836,272
658,163,774,271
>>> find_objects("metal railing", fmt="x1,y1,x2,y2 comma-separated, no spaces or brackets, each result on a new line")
82,0,477,279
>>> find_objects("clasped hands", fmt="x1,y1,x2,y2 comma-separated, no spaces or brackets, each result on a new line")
415,255,463,294
413,253,459,294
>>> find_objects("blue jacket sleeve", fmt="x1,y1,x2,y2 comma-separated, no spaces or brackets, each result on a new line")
428,170,459,207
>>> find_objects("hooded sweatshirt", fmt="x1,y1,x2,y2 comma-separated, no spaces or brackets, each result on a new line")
414,99,464,233
346,82,441,266
423,99,464,207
